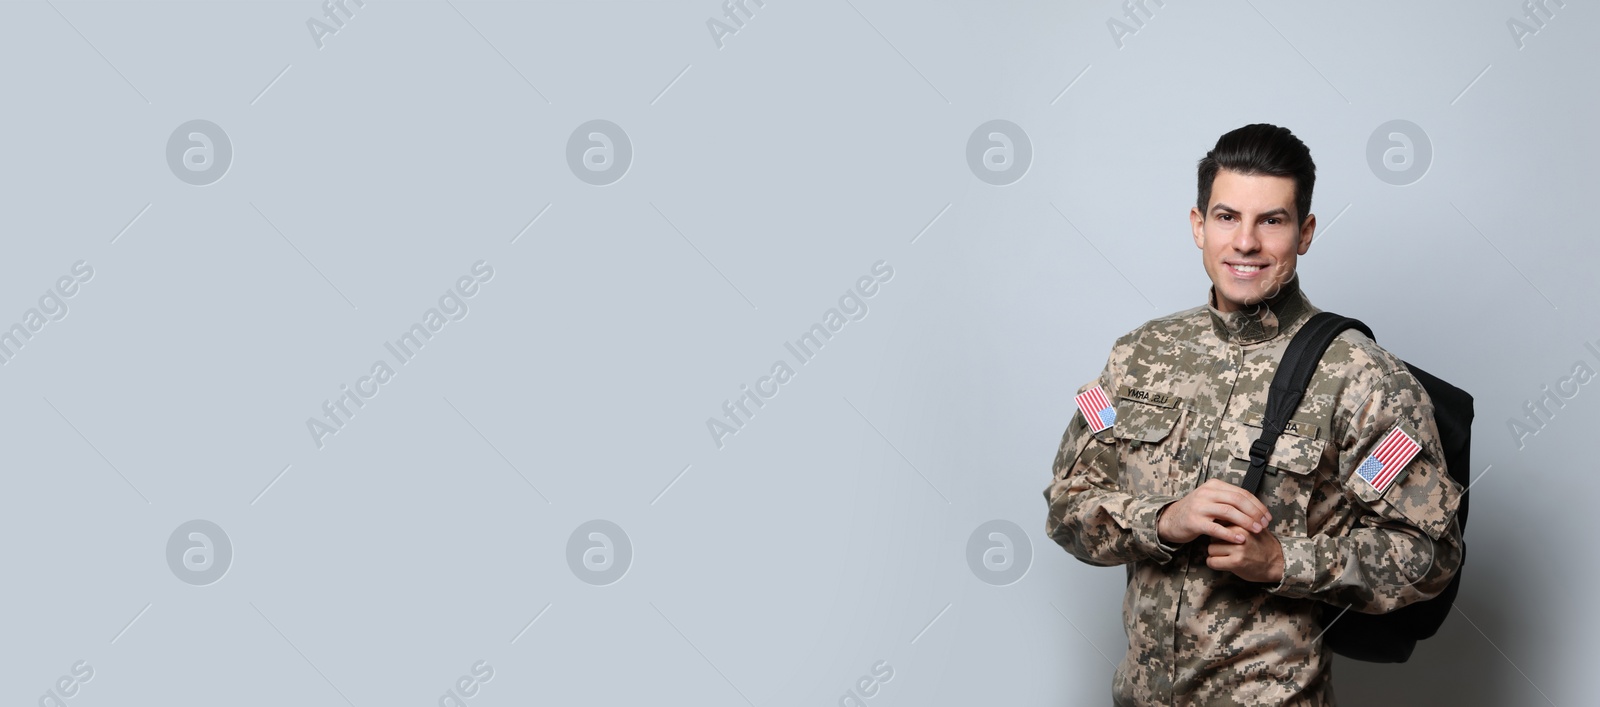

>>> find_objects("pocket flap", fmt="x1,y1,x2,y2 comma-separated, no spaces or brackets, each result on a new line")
1112,399,1182,444
1230,428,1328,476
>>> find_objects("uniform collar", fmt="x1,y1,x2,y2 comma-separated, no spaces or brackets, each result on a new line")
1206,275,1312,345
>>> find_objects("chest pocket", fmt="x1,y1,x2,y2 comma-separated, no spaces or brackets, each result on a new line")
1221,420,1329,537
1112,395,1184,496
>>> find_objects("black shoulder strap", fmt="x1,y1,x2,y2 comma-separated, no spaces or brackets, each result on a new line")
1241,312,1375,495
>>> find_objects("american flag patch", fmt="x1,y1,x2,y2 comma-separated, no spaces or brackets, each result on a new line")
1075,385,1116,433
1356,426,1421,494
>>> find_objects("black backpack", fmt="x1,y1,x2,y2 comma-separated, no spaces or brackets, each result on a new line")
1241,311,1472,663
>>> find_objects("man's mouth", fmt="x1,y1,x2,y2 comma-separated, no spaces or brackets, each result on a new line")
1225,262,1269,278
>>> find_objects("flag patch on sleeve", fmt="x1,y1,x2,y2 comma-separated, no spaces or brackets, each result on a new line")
1356,426,1421,494
1075,385,1116,433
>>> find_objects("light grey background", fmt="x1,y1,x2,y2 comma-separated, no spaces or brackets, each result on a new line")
1,1,1594,705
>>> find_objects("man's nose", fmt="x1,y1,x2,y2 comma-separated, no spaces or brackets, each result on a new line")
1234,223,1261,252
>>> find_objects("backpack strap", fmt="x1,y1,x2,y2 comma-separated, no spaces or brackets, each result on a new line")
1240,312,1375,495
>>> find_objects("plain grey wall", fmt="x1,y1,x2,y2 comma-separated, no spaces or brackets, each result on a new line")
1,1,1594,705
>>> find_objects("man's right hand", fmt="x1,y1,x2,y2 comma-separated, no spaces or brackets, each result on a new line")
1156,479,1273,545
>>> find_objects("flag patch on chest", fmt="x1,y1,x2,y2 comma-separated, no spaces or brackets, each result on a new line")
1076,385,1116,433
1356,426,1421,494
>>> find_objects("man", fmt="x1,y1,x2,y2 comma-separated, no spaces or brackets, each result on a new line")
1043,124,1463,706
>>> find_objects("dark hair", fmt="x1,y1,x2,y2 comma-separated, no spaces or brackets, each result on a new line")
1195,124,1315,228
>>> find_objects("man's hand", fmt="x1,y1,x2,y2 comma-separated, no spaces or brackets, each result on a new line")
1206,530,1285,584
1156,478,1272,545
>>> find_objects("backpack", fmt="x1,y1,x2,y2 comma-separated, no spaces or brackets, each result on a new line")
1240,311,1472,663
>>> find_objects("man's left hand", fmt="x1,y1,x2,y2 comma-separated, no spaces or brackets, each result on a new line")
1205,530,1286,584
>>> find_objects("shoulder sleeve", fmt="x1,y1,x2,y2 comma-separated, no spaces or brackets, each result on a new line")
1335,368,1463,540
1043,327,1182,566
1268,365,1465,610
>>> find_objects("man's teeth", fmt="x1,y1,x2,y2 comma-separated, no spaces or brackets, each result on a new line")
1232,264,1263,272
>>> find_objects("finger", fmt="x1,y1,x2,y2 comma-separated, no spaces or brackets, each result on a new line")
1196,482,1261,513
1205,503,1264,534
1225,487,1270,520
1218,488,1272,525
1199,521,1247,545
1201,479,1235,493
1247,493,1272,523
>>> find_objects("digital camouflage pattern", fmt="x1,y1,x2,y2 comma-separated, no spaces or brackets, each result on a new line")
1043,277,1463,706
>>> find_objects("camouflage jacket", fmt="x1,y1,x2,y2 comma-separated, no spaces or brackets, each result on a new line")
1043,278,1464,706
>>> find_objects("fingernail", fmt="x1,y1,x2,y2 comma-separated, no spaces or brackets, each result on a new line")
1251,523,1262,533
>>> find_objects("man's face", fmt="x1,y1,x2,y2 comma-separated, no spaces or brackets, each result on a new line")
1190,169,1316,313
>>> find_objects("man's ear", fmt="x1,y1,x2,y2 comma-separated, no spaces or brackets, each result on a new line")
1296,213,1316,255
1191,206,1206,250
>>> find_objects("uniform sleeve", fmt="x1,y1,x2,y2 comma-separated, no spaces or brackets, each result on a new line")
1043,334,1185,567
1267,370,1465,613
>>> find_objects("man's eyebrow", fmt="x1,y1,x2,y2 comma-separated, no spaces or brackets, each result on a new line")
1211,203,1292,219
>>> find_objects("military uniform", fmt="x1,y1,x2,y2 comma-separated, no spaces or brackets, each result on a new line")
1043,277,1464,706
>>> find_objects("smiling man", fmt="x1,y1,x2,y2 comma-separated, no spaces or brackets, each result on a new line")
1043,124,1463,706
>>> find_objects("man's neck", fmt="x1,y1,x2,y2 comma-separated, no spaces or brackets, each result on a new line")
1205,277,1310,345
